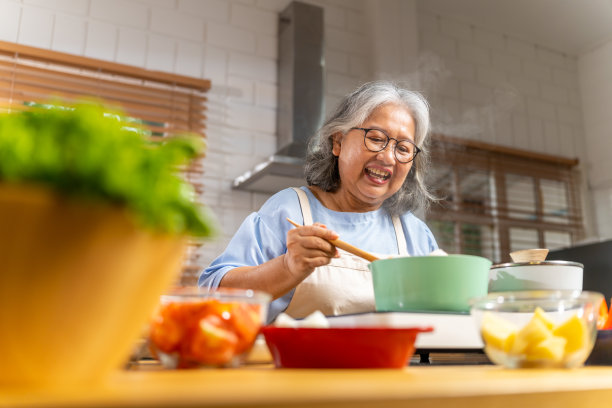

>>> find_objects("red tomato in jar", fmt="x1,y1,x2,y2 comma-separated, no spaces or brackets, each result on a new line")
228,304,262,354
149,303,185,353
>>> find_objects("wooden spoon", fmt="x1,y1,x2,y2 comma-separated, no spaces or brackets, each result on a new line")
510,248,549,263
286,218,380,262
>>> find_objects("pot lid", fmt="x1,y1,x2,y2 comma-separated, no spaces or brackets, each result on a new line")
490,260,584,270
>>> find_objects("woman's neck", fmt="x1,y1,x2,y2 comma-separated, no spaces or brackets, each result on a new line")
308,186,381,213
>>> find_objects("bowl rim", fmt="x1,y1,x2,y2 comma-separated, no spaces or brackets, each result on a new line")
470,289,603,308
371,253,492,263
161,287,271,303
490,260,584,270
261,326,434,333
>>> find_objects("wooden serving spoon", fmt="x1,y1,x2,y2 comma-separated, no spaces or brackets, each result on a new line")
286,218,380,262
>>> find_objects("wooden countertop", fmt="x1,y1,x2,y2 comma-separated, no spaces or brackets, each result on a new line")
3,363,612,408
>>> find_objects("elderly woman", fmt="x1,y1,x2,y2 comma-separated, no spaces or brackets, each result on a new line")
199,80,438,322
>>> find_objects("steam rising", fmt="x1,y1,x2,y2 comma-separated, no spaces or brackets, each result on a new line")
380,52,522,141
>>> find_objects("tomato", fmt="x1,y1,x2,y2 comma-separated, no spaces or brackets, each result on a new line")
225,304,262,354
597,298,609,330
149,304,185,353
187,315,239,366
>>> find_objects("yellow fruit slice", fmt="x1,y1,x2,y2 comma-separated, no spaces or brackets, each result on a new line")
533,307,555,330
553,314,587,354
525,335,567,363
510,315,553,354
481,312,518,352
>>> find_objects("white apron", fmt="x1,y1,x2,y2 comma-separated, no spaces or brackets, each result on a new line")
284,187,408,318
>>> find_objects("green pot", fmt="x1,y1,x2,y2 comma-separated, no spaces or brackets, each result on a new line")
369,255,492,313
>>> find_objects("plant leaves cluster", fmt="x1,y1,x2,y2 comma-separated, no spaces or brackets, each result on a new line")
0,102,216,237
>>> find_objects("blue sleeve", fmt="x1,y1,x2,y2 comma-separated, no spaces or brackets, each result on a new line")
401,213,439,255
198,188,305,322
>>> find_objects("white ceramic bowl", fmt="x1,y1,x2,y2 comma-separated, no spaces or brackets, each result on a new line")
488,260,583,292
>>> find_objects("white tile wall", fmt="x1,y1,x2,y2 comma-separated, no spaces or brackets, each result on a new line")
226,101,275,134
150,7,204,41
51,14,86,55
175,40,203,77
322,4,345,28
227,75,255,104
18,6,54,48
326,28,366,56
207,21,256,53
254,81,276,107
522,60,552,82
490,51,521,74
256,34,276,59
440,19,471,42
116,27,147,66
506,37,536,59
231,3,277,36
325,50,348,73
23,0,89,15
472,27,505,51
537,47,567,69
90,0,148,29
84,20,117,61
228,52,275,82
540,82,568,105
345,8,363,33
137,0,176,8
178,0,230,22
202,44,227,84
457,43,489,66
0,1,22,42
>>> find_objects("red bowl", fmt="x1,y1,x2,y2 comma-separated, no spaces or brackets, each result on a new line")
261,326,433,368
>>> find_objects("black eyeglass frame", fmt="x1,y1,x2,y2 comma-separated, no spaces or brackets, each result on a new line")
351,127,421,164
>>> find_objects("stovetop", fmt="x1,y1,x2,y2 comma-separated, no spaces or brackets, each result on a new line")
327,311,484,350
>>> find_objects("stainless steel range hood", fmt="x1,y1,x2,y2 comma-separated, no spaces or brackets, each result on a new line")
232,1,324,194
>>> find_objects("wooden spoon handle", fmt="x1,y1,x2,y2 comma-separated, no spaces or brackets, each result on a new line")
286,218,379,262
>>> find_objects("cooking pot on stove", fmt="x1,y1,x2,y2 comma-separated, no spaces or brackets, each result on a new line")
488,259,584,292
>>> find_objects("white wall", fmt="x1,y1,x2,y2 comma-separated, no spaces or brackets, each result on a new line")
579,42,612,240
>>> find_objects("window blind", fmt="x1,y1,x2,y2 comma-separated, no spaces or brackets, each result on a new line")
0,40,211,284
427,133,583,263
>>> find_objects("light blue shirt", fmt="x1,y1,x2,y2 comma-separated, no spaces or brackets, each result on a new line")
199,187,438,322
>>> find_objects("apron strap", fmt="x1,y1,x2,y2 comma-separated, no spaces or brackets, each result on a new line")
392,215,408,256
292,187,313,226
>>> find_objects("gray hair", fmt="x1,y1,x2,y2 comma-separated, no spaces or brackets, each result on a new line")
304,80,436,216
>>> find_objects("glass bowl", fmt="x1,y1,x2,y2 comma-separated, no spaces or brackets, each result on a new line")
148,287,270,369
470,290,602,368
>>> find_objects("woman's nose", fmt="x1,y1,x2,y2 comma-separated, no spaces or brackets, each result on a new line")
376,143,397,163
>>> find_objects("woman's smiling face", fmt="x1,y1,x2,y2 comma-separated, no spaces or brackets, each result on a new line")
331,103,417,211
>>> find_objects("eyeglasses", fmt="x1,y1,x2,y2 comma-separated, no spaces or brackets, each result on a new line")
351,127,421,163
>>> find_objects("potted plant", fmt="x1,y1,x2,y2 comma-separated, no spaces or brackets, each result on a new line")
0,101,216,389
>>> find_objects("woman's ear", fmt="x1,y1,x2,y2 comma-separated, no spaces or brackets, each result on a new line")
331,132,343,157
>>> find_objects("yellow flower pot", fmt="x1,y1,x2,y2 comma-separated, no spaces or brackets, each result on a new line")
0,184,186,390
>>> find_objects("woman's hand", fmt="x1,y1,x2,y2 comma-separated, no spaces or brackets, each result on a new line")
219,223,340,300
283,222,339,282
